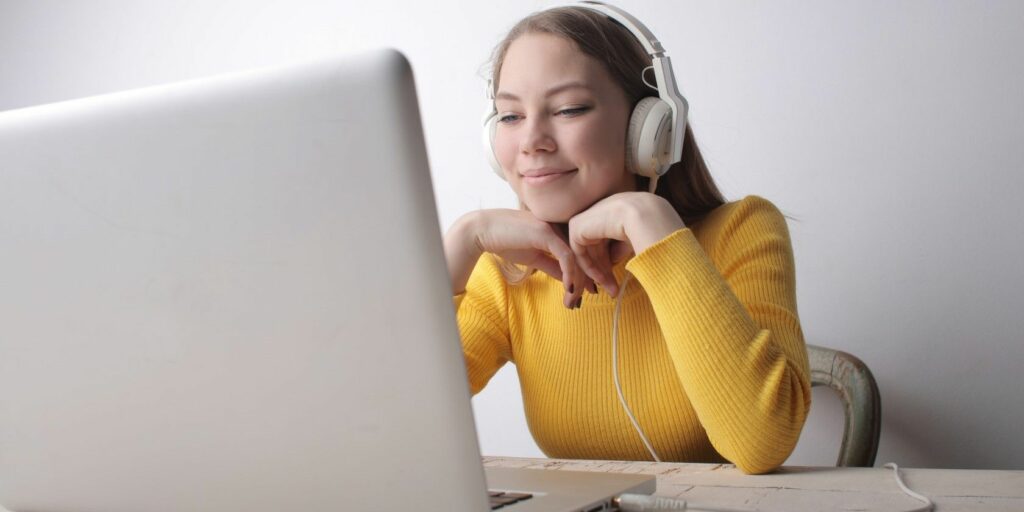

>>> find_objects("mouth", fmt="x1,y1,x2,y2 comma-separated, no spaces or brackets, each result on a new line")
521,168,577,186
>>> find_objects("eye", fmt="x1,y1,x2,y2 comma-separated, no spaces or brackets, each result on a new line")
557,106,590,117
496,106,590,124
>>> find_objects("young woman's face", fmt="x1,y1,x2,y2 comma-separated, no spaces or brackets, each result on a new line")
494,32,636,223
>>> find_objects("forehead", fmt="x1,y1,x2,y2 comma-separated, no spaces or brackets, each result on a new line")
497,32,612,99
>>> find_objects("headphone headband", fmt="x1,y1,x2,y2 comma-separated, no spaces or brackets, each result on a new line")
576,0,665,56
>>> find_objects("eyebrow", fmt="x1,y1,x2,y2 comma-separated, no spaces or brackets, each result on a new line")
495,81,592,102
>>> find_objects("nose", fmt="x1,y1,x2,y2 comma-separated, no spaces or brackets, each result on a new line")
519,116,556,154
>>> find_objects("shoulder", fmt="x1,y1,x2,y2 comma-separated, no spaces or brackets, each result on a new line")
466,252,509,294
694,195,789,235
458,252,511,324
699,195,785,226
691,195,793,260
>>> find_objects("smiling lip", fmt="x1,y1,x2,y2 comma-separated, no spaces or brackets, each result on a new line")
521,168,577,185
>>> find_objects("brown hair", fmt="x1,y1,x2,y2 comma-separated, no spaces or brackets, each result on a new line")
486,6,727,282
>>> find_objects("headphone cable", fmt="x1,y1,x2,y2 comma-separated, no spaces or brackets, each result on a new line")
613,272,661,462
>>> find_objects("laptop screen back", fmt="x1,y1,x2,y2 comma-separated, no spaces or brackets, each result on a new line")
0,49,489,512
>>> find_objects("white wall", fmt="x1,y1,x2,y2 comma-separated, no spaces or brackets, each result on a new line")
2,0,1022,470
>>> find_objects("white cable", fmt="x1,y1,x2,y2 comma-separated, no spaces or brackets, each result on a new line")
615,494,688,511
647,174,660,194
884,463,935,512
615,493,752,512
615,463,935,512
641,65,659,92
612,273,661,462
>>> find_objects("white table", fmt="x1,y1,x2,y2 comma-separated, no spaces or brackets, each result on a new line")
484,456,1024,511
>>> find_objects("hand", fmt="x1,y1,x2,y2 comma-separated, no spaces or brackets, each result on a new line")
459,209,593,308
567,192,685,297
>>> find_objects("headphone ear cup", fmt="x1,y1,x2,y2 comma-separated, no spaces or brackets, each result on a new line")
481,112,505,180
625,97,674,178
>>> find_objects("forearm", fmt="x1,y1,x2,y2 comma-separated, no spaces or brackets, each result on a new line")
444,212,484,296
627,225,810,474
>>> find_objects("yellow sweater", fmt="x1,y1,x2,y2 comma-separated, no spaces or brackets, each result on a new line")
453,195,811,474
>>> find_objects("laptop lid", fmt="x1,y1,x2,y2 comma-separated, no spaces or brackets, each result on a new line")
0,48,655,512
0,48,499,511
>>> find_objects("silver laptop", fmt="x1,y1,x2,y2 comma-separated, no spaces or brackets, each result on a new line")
0,48,654,511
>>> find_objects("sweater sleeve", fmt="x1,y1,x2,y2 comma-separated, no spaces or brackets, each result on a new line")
624,195,811,474
454,253,513,396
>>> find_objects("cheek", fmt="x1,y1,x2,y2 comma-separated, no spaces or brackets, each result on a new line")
572,121,625,168
494,130,516,170
594,113,627,154
493,131,524,194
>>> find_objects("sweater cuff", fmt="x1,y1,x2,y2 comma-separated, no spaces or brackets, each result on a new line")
627,227,690,266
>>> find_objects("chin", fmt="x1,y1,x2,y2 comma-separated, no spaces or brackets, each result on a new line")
532,212,570,223
524,202,578,223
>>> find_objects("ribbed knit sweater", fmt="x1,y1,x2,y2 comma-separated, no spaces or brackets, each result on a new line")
453,195,811,474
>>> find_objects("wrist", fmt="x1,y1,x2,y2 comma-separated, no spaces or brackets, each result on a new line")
449,211,484,256
624,194,685,255
444,212,485,295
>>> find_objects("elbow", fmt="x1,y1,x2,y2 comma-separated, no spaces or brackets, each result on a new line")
727,426,803,474
724,367,812,475
717,422,804,475
732,449,791,475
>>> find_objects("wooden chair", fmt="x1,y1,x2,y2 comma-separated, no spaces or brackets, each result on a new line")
806,344,881,467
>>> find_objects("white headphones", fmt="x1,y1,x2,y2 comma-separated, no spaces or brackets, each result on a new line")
481,1,689,192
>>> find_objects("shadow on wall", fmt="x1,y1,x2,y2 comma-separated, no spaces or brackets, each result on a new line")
789,379,931,468
878,383,1008,470
787,387,845,466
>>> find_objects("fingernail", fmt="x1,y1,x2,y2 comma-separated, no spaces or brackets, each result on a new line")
588,283,597,294
568,283,575,294
575,297,583,309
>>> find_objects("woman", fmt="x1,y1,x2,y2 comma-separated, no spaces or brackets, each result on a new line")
443,3,810,475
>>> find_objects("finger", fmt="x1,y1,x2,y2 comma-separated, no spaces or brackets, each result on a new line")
571,252,588,308
581,271,597,295
568,238,602,306
535,228,576,306
566,216,617,292
569,236,600,288
562,253,583,308
587,242,618,296
530,254,563,282
560,255,576,308
570,251,596,297
563,229,588,304
610,239,635,264
581,242,604,286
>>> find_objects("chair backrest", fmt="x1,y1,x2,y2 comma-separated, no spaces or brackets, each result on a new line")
806,344,881,467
